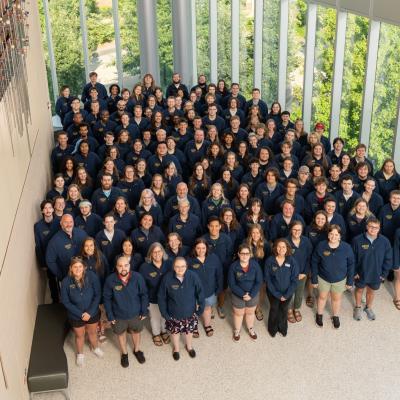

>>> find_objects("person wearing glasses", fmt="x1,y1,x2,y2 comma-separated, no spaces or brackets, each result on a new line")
264,239,299,337
228,244,263,342
103,256,149,368
60,257,103,366
158,257,205,360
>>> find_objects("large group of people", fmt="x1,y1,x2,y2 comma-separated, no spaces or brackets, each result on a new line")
34,70,400,368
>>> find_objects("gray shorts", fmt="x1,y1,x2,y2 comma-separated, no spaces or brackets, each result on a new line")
231,293,259,309
112,316,144,335
205,294,217,307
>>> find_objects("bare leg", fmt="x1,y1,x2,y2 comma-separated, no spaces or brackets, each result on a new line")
202,306,212,327
117,333,128,354
317,291,329,315
244,306,256,329
86,323,99,349
171,333,180,352
330,292,342,316
355,288,364,307
394,270,400,300
232,307,245,331
131,332,141,352
184,333,194,350
366,287,375,308
73,327,85,354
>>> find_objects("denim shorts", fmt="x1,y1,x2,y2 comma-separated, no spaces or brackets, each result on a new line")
205,294,217,307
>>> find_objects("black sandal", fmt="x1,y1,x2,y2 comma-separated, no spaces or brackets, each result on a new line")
204,325,214,337
193,329,200,338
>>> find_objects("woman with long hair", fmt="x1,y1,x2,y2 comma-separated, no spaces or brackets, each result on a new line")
201,183,230,227
119,237,143,271
231,183,251,221
206,143,225,182
375,158,400,203
113,196,137,235
346,198,374,240
151,173,169,210
220,207,245,253
117,165,145,210
136,189,164,227
217,168,239,201
61,156,76,186
188,162,211,204
73,166,94,200
240,197,269,235
65,184,83,216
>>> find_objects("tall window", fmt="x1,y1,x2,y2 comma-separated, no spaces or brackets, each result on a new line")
311,5,337,132
239,0,255,98
369,23,400,167
339,13,369,150
286,0,307,119
119,0,140,88
261,0,280,106
196,0,210,80
157,0,173,90
217,0,232,84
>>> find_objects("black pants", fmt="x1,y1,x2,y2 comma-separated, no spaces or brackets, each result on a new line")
267,290,290,336
47,268,60,303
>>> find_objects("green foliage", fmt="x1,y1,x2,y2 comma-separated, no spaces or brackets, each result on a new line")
217,0,232,85
87,4,114,54
196,0,210,79
239,1,254,98
157,0,173,89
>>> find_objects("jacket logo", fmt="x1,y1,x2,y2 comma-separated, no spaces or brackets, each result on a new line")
149,272,158,278
272,266,278,272
154,162,160,167
101,240,109,246
349,221,356,225
114,285,123,291
192,263,200,269
69,284,76,289
362,244,369,250
65,243,72,250
100,197,107,203
386,214,393,220
323,250,330,257
138,237,145,242
208,205,215,210
236,271,243,277
122,188,128,192
310,232,316,237
171,284,180,289
173,205,178,209
284,263,291,268
176,224,182,229
42,230,50,236
190,148,196,153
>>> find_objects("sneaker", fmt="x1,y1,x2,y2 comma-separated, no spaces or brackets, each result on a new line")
120,353,129,368
331,316,340,329
133,350,146,364
364,307,376,321
76,353,84,367
185,347,196,358
248,327,257,340
172,351,180,361
232,330,240,342
92,347,104,358
353,306,362,321
315,313,323,328
217,306,225,319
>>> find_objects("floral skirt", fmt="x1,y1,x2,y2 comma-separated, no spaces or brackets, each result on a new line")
165,314,198,334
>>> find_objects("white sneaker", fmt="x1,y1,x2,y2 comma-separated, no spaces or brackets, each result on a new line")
92,347,104,358
76,353,85,366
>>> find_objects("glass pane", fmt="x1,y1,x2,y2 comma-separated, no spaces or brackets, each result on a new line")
369,23,400,167
239,0,255,98
48,0,85,96
338,13,369,150
86,0,118,91
217,0,231,84
262,0,280,106
119,0,141,88
311,5,337,132
286,0,307,119
157,0,173,90
196,0,210,79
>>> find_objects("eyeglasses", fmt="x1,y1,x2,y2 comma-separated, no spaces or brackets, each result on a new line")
239,252,251,256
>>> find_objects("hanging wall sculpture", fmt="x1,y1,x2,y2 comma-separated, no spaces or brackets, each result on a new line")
0,0,30,140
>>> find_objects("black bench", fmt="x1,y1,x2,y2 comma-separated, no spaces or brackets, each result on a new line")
28,303,70,399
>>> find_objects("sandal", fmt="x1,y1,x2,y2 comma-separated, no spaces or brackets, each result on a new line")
393,299,400,310
161,332,170,344
204,326,214,337
294,309,302,322
306,296,314,308
287,309,296,323
152,335,163,346
193,328,200,338
255,307,264,321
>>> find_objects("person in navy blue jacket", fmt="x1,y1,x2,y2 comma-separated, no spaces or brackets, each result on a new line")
393,227,400,309
113,196,137,235
264,239,299,337
164,182,201,221
60,257,103,365
286,221,312,323
95,214,126,265
323,198,347,239
311,225,355,329
139,243,172,347
228,244,263,342
374,159,400,203
74,200,103,237
158,257,205,360
51,131,73,174
46,214,88,281
130,213,166,257
184,129,211,169
188,238,223,337
81,72,108,102
334,175,360,218
91,174,124,217
201,183,230,229
34,200,61,303
118,237,144,272
352,218,393,320
165,233,190,260
378,190,400,243
55,85,72,125
360,177,384,217
255,168,285,216
103,256,149,368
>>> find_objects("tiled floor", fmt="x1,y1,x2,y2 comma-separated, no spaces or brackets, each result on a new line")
35,284,400,400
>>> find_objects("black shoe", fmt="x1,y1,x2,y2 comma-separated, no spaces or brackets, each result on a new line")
121,353,129,368
316,313,323,327
387,270,394,282
133,350,146,364
185,346,196,358
331,316,340,329
278,331,287,337
268,331,276,338
172,351,180,361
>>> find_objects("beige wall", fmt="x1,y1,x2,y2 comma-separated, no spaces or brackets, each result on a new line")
0,1,53,399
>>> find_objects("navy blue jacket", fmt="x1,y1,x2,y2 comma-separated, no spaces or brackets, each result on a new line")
74,213,103,237
158,270,205,320
328,213,347,238
360,191,384,216
275,194,305,216
188,254,223,298
117,179,145,210
311,240,355,285
51,145,74,174
201,198,230,227
202,115,226,134
269,213,305,241
264,256,299,299
55,96,72,123
91,187,124,217
95,229,126,265
73,152,101,179
374,171,400,203
286,235,313,275
103,272,149,320
184,140,211,168
81,82,108,102
34,217,60,267
139,260,172,303
334,190,360,218
168,213,202,246
114,211,137,235
346,214,369,241
46,228,87,280
135,205,164,227
378,204,400,242
254,182,285,215
81,254,110,288
304,191,333,223
203,232,233,270
228,259,263,299
352,233,392,282
164,195,201,221
61,271,101,320
393,228,400,268
147,154,182,176
130,226,166,257
305,226,328,248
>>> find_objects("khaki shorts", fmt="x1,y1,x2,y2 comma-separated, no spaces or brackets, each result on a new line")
317,276,346,294
112,316,143,335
